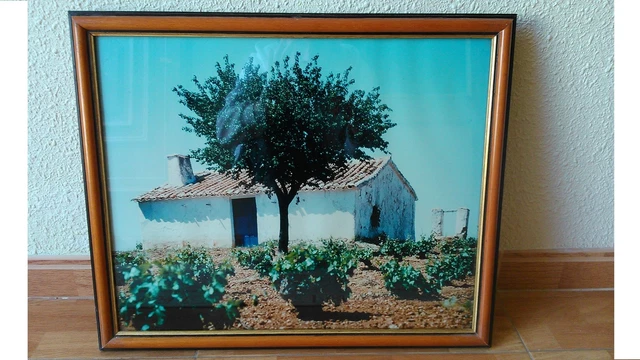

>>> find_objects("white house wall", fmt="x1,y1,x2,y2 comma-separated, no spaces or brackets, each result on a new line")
138,197,234,248
137,190,357,249
355,163,416,240
255,190,357,243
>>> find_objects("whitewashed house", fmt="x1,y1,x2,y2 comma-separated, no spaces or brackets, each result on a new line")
133,155,417,249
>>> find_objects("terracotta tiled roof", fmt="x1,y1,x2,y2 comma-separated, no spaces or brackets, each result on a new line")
133,156,416,202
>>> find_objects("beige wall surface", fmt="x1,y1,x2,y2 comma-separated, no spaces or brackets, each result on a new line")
27,0,613,255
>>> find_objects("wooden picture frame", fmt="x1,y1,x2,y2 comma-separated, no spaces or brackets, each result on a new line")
70,12,516,350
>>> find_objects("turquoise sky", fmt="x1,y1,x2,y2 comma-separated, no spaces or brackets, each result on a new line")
95,36,492,251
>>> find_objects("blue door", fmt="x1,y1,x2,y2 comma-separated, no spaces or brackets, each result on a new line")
231,198,258,247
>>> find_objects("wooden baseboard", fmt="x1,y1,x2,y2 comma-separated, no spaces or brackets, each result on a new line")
28,257,93,298
497,249,614,290
27,249,614,298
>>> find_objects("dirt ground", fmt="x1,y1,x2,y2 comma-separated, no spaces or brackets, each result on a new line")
118,247,475,331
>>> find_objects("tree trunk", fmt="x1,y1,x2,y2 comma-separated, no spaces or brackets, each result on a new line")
277,195,291,253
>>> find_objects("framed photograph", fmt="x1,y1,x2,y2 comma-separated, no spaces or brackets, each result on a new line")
70,12,516,349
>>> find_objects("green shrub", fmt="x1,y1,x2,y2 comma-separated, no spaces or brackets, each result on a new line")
379,238,415,260
322,238,373,266
232,243,276,277
426,253,475,292
118,248,240,331
269,243,358,308
413,234,438,259
113,248,148,286
438,236,478,255
353,246,374,267
161,245,217,281
321,238,351,257
164,244,211,263
426,238,477,292
380,259,434,298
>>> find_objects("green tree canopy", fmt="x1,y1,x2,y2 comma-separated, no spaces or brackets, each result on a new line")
173,52,395,253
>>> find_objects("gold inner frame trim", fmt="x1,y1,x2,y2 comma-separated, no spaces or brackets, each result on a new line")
87,33,121,331
117,327,475,337
89,31,496,39
87,30,499,337
471,35,498,334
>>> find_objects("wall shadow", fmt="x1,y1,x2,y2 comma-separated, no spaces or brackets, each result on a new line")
499,19,560,249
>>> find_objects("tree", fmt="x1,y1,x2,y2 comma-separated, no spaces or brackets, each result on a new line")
173,52,395,253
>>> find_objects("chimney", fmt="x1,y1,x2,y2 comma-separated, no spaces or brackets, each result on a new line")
167,154,197,186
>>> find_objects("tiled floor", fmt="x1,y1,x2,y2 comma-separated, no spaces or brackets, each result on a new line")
28,290,614,359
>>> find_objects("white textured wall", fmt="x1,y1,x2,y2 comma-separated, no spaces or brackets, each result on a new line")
27,0,614,255
355,162,416,241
